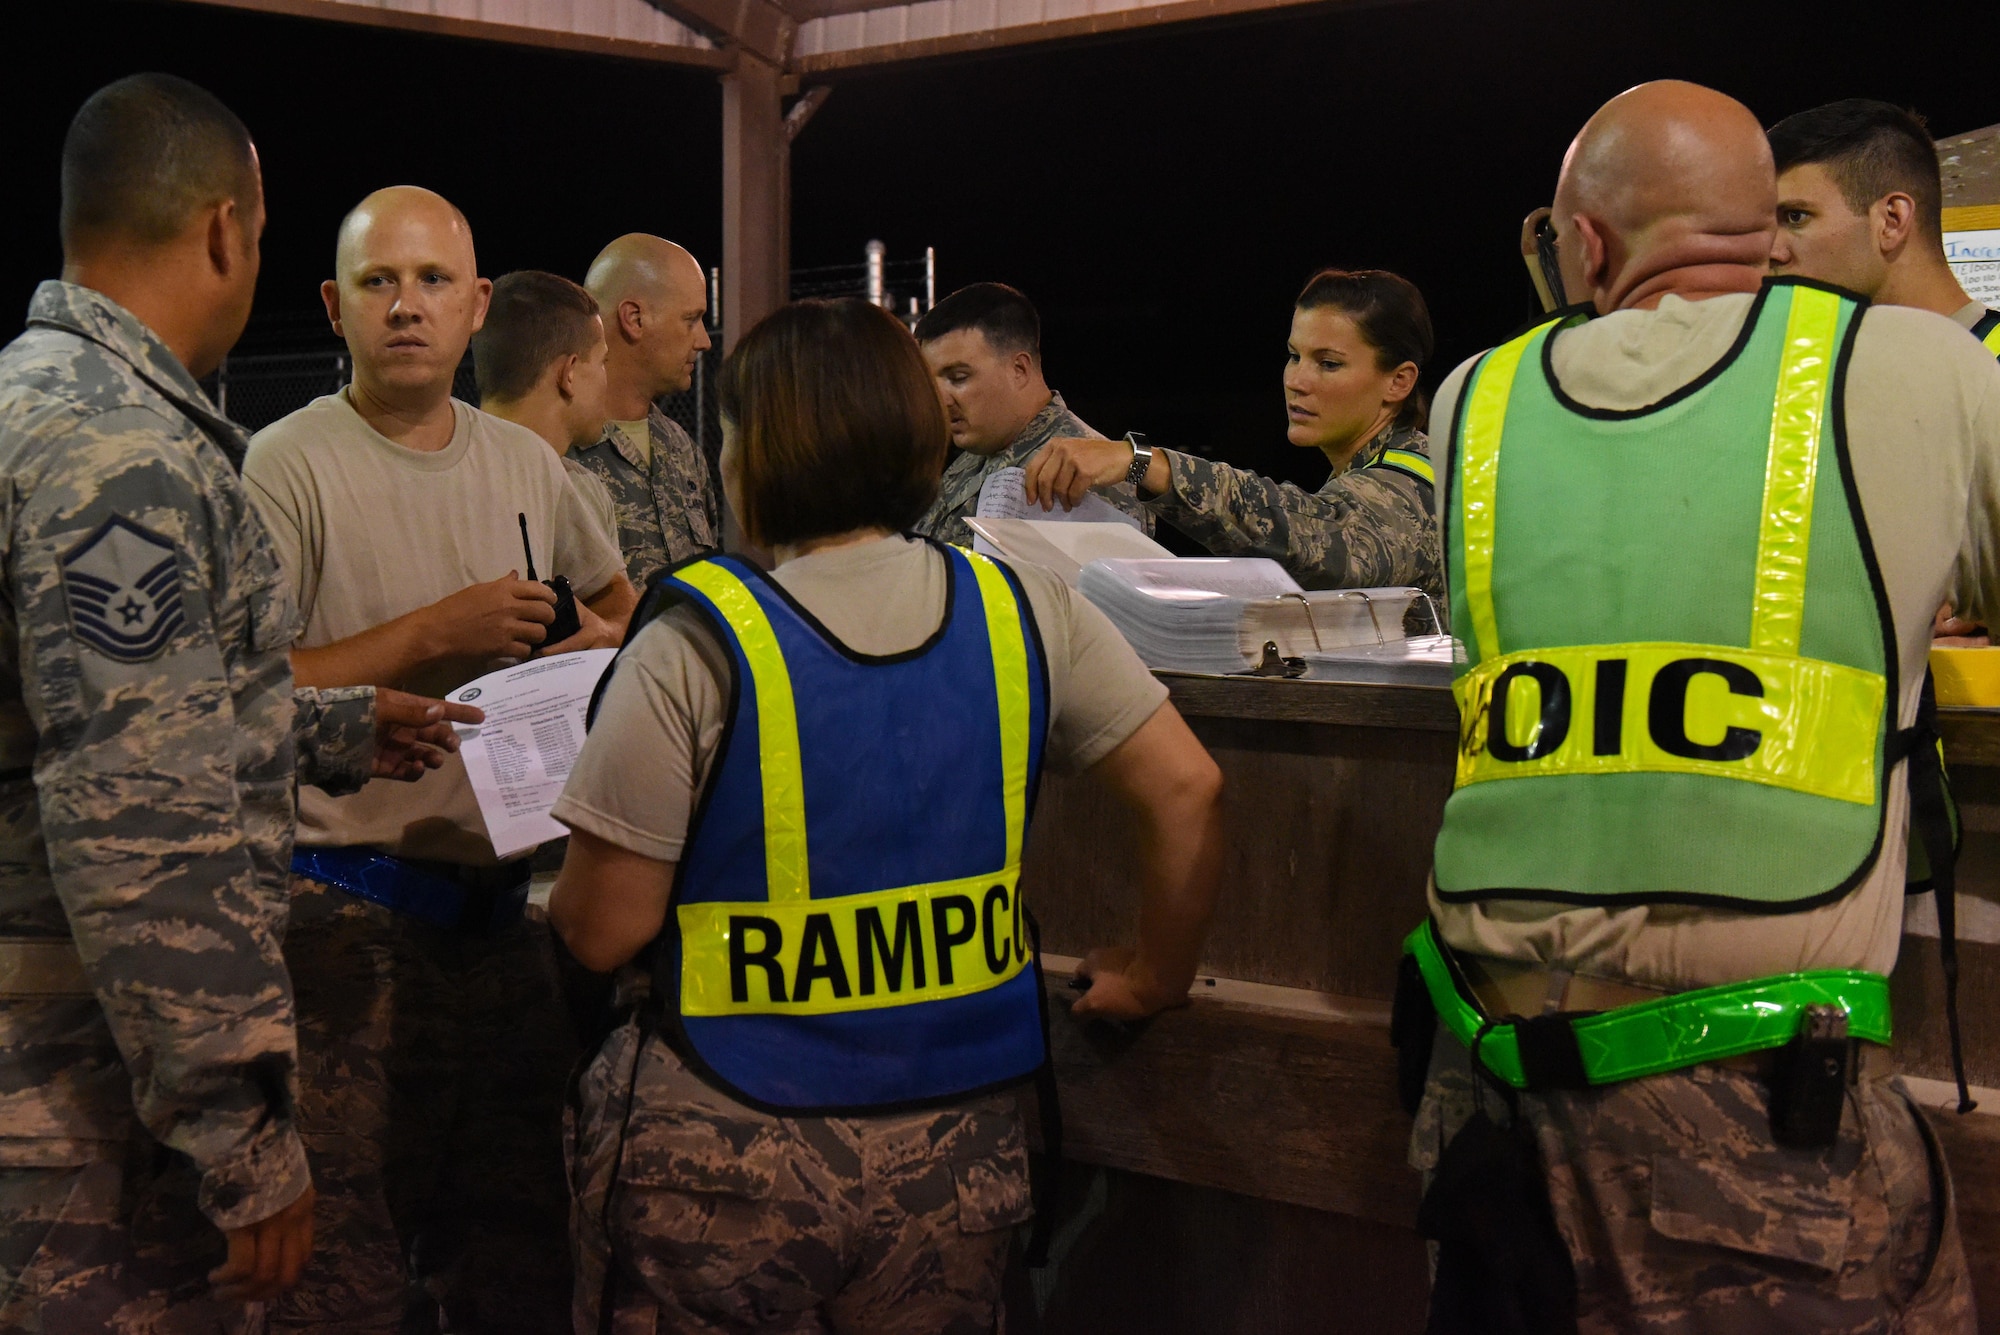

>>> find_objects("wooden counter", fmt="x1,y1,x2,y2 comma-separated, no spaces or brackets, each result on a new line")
1017,676,2000,1334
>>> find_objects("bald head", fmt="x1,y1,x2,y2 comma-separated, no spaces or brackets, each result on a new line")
588,234,711,407
586,234,701,308
323,186,491,416
336,185,475,275
1553,81,1777,312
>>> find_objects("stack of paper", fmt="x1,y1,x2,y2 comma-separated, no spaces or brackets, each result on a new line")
1299,632,1461,686
963,517,1173,585
1075,557,1454,683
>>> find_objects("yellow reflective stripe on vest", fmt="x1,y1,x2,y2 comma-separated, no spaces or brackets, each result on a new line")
1749,287,1841,655
1378,448,1436,486
675,553,1036,1017
966,552,1032,865
1983,321,2000,357
674,562,810,902
1458,323,1553,661
679,871,1030,1016
1453,642,1882,804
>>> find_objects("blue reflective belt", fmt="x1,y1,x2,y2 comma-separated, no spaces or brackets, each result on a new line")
290,847,527,933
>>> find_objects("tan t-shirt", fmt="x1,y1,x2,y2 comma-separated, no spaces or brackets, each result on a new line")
1426,292,2000,989
552,535,1168,863
245,390,624,864
563,455,619,547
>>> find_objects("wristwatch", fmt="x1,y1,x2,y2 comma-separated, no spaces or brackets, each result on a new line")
1123,431,1154,489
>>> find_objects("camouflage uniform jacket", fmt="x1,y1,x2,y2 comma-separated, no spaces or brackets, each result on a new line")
1147,422,1443,599
913,392,1153,549
0,281,373,1231
568,407,719,591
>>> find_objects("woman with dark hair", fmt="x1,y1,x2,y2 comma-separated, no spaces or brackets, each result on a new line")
1025,268,1442,597
547,298,1224,1334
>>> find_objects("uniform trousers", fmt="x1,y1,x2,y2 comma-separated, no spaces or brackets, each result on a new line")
567,1020,1033,1335
1411,1025,1976,1333
266,876,576,1335
0,1138,249,1334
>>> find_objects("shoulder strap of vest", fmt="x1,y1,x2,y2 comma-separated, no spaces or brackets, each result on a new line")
1452,318,1561,662
586,554,742,728
1973,308,2000,357
1366,447,1436,489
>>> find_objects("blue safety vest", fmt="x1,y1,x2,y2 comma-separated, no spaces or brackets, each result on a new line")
638,544,1051,1113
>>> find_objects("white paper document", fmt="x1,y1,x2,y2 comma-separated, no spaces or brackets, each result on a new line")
1945,227,2000,307
971,467,1144,559
447,648,618,859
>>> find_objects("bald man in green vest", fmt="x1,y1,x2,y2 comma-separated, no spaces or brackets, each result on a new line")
1401,81,2000,1333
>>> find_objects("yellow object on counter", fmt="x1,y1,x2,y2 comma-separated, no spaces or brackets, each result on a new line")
1930,646,2000,707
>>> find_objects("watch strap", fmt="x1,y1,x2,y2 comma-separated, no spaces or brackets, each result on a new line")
1123,431,1153,489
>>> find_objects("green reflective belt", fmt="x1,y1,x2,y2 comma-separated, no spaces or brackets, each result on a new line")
1403,920,1891,1089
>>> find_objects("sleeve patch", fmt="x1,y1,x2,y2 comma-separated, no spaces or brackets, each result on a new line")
60,515,188,663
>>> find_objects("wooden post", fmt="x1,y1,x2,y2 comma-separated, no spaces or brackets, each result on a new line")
721,52,787,353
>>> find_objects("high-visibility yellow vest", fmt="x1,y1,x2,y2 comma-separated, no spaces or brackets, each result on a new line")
633,544,1050,1112
1434,280,1896,907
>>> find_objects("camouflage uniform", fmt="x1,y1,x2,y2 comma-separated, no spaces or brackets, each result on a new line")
1145,422,1442,598
1410,1026,1976,1333
568,1022,1033,1335
914,393,1153,549
0,281,376,1332
568,409,720,590
269,881,579,1335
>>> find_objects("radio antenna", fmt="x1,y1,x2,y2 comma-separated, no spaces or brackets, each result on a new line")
517,512,538,581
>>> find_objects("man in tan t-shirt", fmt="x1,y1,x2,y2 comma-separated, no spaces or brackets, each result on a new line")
1768,98,2000,645
1410,84,2000,1332
472,269,620,544
244,187,632,1335
1770,99,1997,347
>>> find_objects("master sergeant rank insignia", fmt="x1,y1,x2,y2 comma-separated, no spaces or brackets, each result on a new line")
61,515,187,664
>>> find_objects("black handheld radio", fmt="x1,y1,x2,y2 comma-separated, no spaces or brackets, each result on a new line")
519,512,581,646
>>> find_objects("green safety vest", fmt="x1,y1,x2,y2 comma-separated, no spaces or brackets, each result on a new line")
1434,280,1896,908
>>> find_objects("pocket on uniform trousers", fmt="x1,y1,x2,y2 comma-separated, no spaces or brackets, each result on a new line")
619,1110,786,1203
1891,1084,1958,1303
1648,1151,1854,1272
610,1115,829,1325
948,1143,1032,1239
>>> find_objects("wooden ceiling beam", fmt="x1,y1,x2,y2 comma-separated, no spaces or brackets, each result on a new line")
792,0,1351,73
783,0,930,23
638,0,799,66
172,0,735,69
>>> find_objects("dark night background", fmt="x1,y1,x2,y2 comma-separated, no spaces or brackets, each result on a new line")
5,0,1994,493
